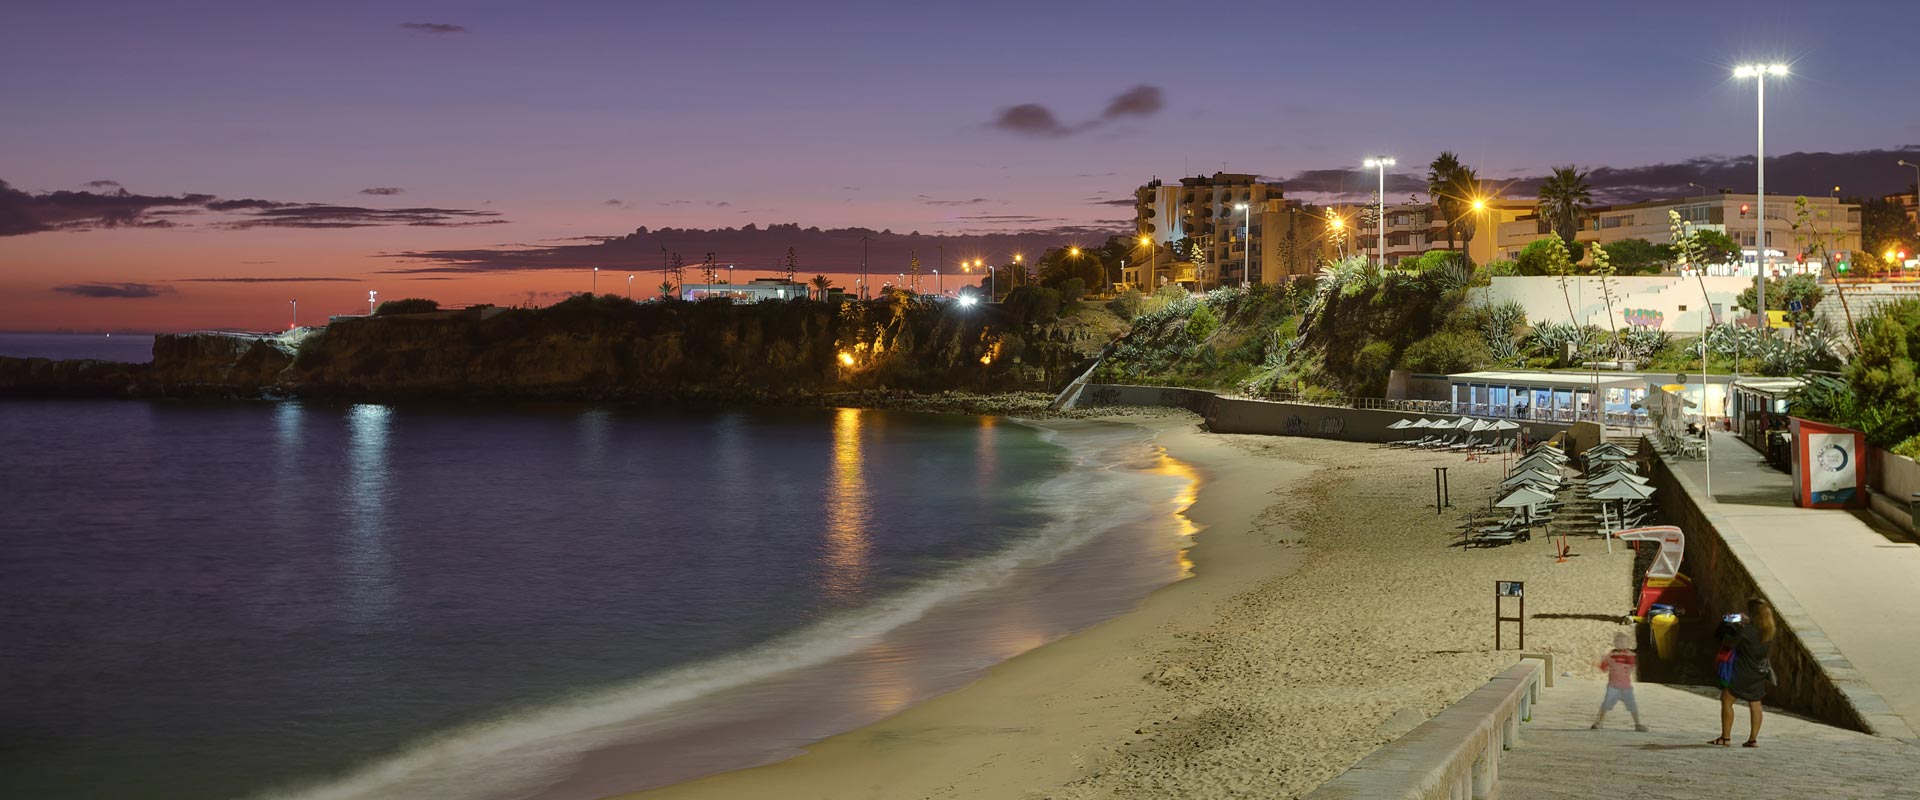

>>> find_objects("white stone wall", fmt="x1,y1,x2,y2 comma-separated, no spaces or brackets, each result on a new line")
1479,275,1751,333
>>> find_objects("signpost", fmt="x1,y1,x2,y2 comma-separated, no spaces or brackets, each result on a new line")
1495,580,1525,650
1432,466,1451,515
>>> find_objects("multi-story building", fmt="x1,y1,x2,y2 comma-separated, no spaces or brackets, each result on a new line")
1324,199,1536,267
1494,193,1861,275
1132,173,1335,289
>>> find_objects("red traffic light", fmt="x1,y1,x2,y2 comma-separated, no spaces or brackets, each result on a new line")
1739,203,1750,217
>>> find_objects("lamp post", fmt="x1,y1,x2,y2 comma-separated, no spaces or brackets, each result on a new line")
1013,254,1023,291
368,290,378,316
1734,63,1787,335
934,269,941,295
1234,203,1251,286
1363,157,1396,270
861,234,871,300
593,266,599,294
1139,235,1155,292
289,299,296,330
627,273,634,299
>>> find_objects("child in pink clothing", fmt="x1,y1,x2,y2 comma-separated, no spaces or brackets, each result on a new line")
1592,632,1649,731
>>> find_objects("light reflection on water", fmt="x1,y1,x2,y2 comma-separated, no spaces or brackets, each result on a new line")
344,404,396,625
822,408,872,603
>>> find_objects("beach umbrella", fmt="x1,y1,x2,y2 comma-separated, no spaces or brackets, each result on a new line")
1588,451,1631,463
1501,469,1561,488
1588,471,1650,486
1587,442,1630,455
1412,418,1438,428
1495,485,1555,523
1491,420,1521,431
1388,419,1414,430
1590,481,1655,500
1515,452,1564,468
1466,419,1493,432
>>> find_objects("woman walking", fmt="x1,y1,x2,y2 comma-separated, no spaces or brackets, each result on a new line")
1710,597,1777,747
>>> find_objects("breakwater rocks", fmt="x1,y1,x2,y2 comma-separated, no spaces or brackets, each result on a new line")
2,296,1126,403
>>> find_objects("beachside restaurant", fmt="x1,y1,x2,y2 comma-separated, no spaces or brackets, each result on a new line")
1445,371,1649,425
1731,376,1803,467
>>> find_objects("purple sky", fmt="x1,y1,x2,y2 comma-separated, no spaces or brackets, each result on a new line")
3,0,1918,330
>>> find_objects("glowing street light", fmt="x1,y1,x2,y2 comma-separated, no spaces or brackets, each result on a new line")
626,273,634,299
1138,235,1155,291
368,290,378,315
1734,62,1788,333
289,299,296,330
1362,157,1396,269
593,266,600,294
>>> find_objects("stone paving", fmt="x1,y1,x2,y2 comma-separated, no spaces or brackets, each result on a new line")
1668,430,1920,737
1501,676,1920,799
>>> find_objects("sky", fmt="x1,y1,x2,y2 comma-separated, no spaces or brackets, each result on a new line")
3,0,1918,331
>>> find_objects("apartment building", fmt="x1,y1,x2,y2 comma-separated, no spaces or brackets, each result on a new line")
1325,199,1535,267
1494,193,1861,275
1132,173,1335,288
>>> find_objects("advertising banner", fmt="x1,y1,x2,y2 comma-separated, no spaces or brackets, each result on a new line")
1790,417,1867,509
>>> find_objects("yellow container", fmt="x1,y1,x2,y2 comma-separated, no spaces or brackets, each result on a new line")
1650,612,1679,661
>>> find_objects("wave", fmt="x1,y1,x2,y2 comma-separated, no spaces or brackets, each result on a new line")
254,420,1189,800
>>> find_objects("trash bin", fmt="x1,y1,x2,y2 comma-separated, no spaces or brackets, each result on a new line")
1648,604,1679,662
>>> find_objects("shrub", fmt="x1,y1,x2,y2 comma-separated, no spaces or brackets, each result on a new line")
1003,286,1062,325
1187,301,1220,341
374,298,439,315
1106,289,1145,321
1400,330,1490,374
1058,278,1087,305
1352,340,1395,393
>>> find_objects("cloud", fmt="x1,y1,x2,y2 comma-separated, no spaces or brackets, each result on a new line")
401,22,466,34
52,282,174,299
173,276,356,283
918,195,990,206
1,180,505,235
1100,85,1163,119
377,222,1133,275
990,104,1074,137
989,85,1167,138
83,180,121,189
1088,196,1137,207
604,199,629,208
359,187,405,196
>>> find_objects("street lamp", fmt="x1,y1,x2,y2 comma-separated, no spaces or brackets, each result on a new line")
1013,254,1023,291
1900,160,1920,239
1234,203,1250,287
1362,157,1396,270
289,299,296,330
593,266,599,294
1734,62,1788,333
368,290,378,316
1139,235,1154,291
934,269,941,295
627,273,634,299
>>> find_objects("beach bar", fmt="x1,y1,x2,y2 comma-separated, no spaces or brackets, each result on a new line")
1446,371,1648,424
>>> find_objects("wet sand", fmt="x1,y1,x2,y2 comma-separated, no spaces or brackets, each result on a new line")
626,420,1634,799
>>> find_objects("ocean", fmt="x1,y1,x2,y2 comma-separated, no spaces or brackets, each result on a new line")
0,331,158,362
0,399,1193,800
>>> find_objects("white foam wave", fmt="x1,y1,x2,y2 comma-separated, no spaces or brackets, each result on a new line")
255,424,1188,800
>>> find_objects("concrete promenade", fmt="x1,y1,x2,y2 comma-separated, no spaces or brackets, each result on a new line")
1669,430,1920,739
1502,676,1920,799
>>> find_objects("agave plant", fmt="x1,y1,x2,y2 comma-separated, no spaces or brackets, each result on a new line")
1620,328,1672,360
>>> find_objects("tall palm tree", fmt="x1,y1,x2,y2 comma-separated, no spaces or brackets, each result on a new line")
809,273,833,301
1427,152,1468,254
1538,165,1593,249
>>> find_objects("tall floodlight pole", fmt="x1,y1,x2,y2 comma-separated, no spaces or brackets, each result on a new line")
289,299,296,330
593,266,599,294
1235,203,1251,286
1363,157,1396,270
368,290,378,316
1735,63,1787,335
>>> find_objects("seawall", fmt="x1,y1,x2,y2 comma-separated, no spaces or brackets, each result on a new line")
1073,384,1570,444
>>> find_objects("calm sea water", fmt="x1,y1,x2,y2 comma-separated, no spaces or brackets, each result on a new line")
0,332,157,362
0,400,1191,800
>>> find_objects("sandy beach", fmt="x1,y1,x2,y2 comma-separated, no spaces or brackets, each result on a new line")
626,417,1634,800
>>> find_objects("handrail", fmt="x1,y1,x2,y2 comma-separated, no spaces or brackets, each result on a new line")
1303,659,1545,800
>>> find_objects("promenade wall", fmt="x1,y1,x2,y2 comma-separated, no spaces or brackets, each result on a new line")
1649,450,1891,735
1077,384,1568,444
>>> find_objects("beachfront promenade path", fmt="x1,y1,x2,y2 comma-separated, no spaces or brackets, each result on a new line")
1501,676,1920,799
1668,430,1920,739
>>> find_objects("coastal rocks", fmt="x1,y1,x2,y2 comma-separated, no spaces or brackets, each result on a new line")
0,356,145,397
146,331,298,395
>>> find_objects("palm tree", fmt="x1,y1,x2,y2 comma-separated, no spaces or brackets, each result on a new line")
1427,152,1468,254
1538,165,1593,249
657,280,677,300
809,274,833,301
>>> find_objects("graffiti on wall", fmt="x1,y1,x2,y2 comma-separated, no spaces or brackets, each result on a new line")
1622,308,1666,329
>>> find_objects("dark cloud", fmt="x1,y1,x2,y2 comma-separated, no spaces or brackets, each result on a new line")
989,85,1166,138
401,22,466,34
83,180,121,189
918,196,991,206
1278,146,1920,204
359,186,405,196
1100,85,1163,119
990,104,1074,137
173,276,356,283
1,180,503,235
1089,196,1137,206
604,199,628,208
377,223,1132,276
52,282,175,299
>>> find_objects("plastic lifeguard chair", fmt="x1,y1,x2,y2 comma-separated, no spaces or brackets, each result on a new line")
1613,525,1693,617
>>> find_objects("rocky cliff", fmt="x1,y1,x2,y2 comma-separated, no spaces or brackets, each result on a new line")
1,295,1124,402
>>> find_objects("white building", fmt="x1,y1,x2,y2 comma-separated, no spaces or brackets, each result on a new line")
1495,193,1861,277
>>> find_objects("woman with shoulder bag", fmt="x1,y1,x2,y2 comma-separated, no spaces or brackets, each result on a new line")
1710,597,1777,747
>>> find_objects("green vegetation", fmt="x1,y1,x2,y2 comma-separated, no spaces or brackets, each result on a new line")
1735,273,1823,323
374,298,440,315
1600,238,1674,275
1537,165,1592,248
1792,299,1920,458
